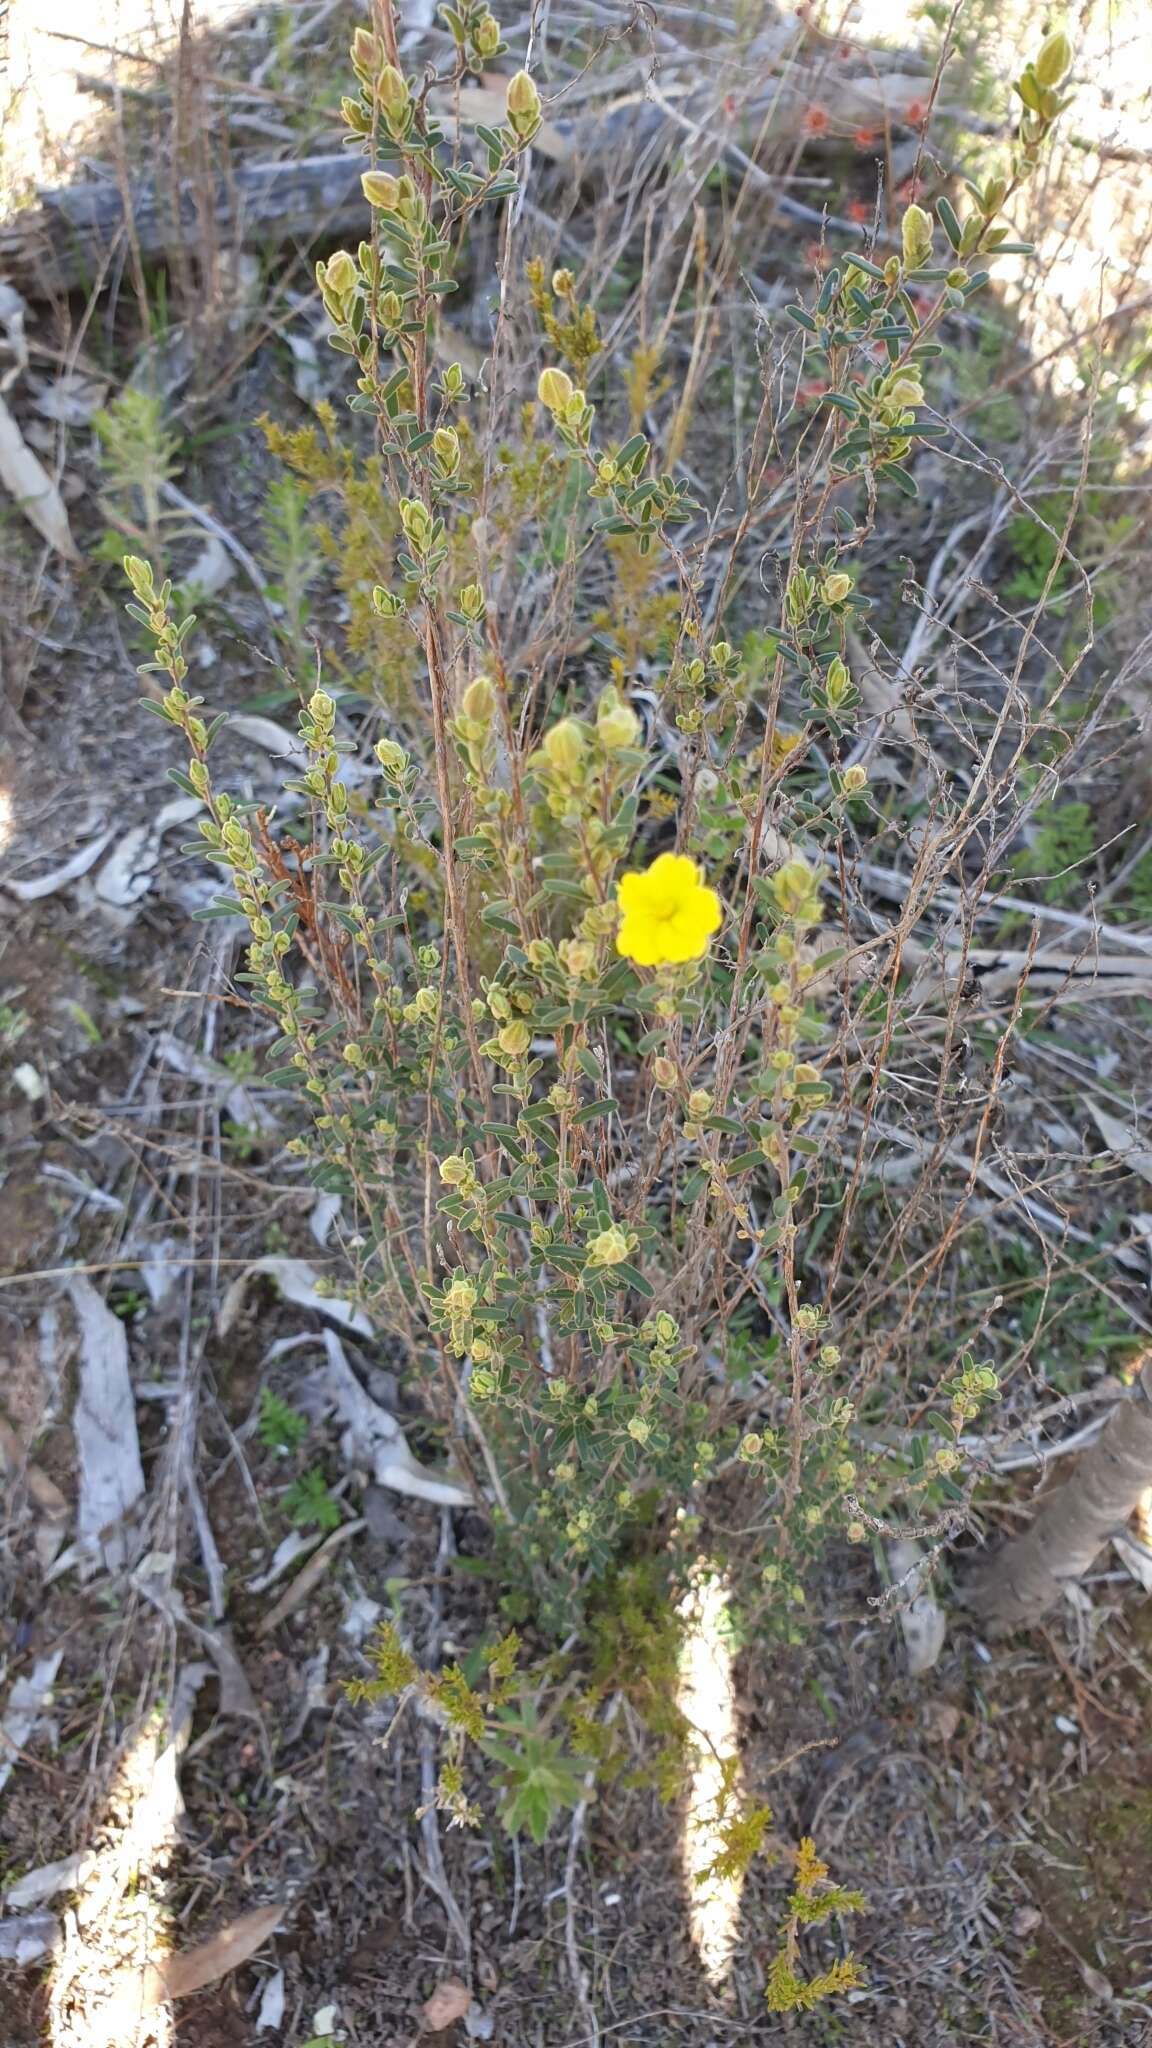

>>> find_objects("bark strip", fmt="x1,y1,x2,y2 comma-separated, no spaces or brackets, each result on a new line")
972,1359,1152,1628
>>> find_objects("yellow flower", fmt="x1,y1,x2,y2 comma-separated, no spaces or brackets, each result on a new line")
615,852,722,967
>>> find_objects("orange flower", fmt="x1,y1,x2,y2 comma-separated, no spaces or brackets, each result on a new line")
804,106,830,135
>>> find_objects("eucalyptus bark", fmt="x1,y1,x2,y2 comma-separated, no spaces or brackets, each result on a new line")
972,1359,1152,1628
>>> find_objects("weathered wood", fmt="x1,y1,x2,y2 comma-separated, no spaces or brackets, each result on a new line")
0,153,372,295
971,1358,1152,1629
1,54,934,297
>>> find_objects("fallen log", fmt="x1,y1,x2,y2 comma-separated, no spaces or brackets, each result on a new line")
0,55,935,298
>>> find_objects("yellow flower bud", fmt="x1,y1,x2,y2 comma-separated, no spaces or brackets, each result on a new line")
541,717,586,776
350,27,383,79
825,655,852,709
595,688,641,751
652,1057,677,1088
537,366,573,413
399,497,434,552
308,688,335,726
375,737,407,776
687,1089,712,1118
559,938,596,978
884,373,923,410
901,202,934,271
439,1154,471,1185
377,64,410,123
841,763,868,795
361,170,401,209
497,1020,532,1057
586,1226,630,1268
323,249,357,296
433,426,460,474
462,674,496,722
769,857,824,924
820,572,852,606
505,68,541,139
1034,29,1072,88
551,267,574,297
474,12,501,57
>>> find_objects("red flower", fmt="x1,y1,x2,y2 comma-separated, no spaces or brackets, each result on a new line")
804,106,830,134
853,128,877,149
905,99,926,125
845,198,870,223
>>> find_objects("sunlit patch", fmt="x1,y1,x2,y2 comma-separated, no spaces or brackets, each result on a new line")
2,0,257,204
676,1570,744,1984
47,1692,189,2048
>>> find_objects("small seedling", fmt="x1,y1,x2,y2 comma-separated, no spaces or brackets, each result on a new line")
283,1467,342,1531
257,1385,309,1453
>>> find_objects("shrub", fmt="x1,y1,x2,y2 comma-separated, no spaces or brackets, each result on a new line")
125,3,1079,2008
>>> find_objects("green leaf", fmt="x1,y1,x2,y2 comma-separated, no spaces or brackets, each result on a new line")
571,1098,618,1124
257,1386,308,1452
936,195,963,251
282,1467,341,1531
486,1729,590,1844
617,1262,654,1297
880,462,919,497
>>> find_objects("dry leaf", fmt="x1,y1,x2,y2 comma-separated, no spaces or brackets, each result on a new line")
255,1519,365,1636
423,1978,472,2030
3,1848,96,1912
256,1966,286,2031
0,1652,63,1796
1079,1961,1114,2003
0,393,79,559
0,1913,59,1965
228,713,303,758
93,796,202,910
5,830,114,902
217,1256,373,1338
888,1539,946,1676
438,84,570,162
141,1903,283,2002
31,371,109,425
1087,1100,1152,1188
68,1275,146,1571
0,1414,69,1521
321,1330,472,1508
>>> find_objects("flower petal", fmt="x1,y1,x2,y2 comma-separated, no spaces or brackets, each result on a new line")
616,869,649,914
616,913,662,966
